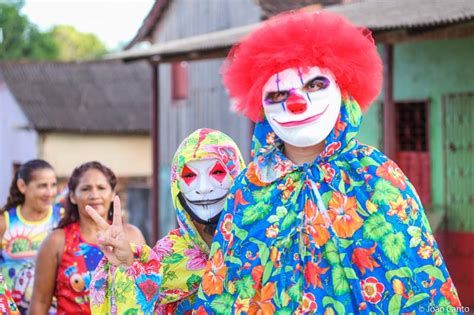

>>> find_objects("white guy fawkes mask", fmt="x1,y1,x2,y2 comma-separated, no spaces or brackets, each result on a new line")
262,66,342,147
178,158,232,221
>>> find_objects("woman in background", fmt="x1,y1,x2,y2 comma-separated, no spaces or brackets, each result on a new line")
0,159,62,314
30,161,145,315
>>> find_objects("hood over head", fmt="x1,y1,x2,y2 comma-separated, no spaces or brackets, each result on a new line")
170,128,245,252
250,96,362,184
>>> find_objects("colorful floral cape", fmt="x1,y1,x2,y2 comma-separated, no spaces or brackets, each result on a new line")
90,128,245,314
193,99,462,314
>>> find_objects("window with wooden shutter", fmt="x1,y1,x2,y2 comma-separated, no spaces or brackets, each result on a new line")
395,100,431,206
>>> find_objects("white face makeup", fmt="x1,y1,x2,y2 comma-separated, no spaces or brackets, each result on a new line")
179,158,232,221
262,66,342,147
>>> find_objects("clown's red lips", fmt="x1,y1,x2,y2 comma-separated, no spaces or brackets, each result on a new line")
274,104,330,127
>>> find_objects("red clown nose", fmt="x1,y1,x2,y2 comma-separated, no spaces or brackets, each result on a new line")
286,94,307,114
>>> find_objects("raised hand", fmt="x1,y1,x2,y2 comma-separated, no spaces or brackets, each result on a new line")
85,195,134,266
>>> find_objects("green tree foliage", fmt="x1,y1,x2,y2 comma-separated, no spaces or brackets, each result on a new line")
51,25,107,61
0,2,108,61
0,2,58,60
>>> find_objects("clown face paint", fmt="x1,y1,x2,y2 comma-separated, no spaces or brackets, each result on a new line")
262,66,341,147
179,158,232,221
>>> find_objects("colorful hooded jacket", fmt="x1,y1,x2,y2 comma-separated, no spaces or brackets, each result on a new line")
89,128,245,314
193,99,461,314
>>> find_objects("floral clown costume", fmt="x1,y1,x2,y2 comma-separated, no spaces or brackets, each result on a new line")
193,11,461,314
89,128,245,314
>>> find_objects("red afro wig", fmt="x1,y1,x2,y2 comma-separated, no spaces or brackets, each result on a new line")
222,11,383,122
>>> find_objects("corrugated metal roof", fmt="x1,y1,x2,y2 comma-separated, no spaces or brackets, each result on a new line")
107,23,259,61
256,0,343,19
108,0,474,61
0,60,151,133
324,0,474,30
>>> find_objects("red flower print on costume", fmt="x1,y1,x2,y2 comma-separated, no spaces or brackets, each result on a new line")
234,189,249,210
304,260,329,289
440,278,461,308
328,192,363,238
321,163,335,183
265,225,279,239
247,162,267,187
333,115,347,138
302,292,318,313
387,195,409,222
361,277,385,304
251,265,264,290
128,257,161,278
352,244,380,275
195,306,207,315
273,154,293,174
137,279,159,302
358,302,367,311
202,249,227,295
304,200,330,247
376,160,406,190
248,282,276,315
277,177,296,200
220,213,233,241
417,244,434,260
321,142,342,158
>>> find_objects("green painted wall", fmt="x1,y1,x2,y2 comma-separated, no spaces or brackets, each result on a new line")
394,38,474,213
361,38,474,214
358,45,384,149
358,101,383,148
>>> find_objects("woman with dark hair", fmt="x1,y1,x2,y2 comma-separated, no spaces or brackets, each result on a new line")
0,159,61,314
29,161,145,315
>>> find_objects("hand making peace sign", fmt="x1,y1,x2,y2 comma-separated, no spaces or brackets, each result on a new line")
85,195,134,266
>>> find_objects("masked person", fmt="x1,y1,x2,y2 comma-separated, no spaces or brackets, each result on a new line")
193,11,461,314
88,128,245,314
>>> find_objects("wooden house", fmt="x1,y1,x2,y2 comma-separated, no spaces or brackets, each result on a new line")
0,60,153,241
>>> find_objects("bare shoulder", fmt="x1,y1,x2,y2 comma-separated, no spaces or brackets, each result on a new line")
123,223,146,245
40,228,66,255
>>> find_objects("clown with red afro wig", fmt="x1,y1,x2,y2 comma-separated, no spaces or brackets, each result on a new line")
223,11,382,122
194,10,460,314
